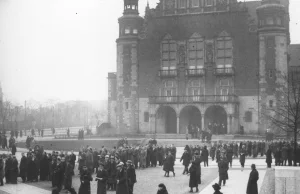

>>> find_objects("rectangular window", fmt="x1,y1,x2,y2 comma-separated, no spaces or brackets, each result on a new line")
217,37,232,65
245,111,252,122
188,39,204,67
144,112,149,122
162,41,177,68
206,0,213,6
269,100,273,108
192,0,199,7
165,81,174,88
269,69,273,78
179,0,186,8
220,79,230,86
166,90,172,96
125,102,129,110
125,27,130,34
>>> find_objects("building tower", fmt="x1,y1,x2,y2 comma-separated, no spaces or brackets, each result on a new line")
115,0,144,134
256,0,288,133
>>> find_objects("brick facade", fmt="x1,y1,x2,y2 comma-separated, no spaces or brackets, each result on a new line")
107,0,291,135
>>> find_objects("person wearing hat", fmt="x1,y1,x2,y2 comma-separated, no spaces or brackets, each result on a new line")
163,151,175,177
246,164,259,194
126,160,136,194
189,161,199,192
240,145,247,171
116,162,129,194
95,162,108,194
107,156,117,191
52,157,64,194
157,183,168,194
78,165,93,194
218,156,229,187
193,151,201,185
180,149,191,175
212,183,223,194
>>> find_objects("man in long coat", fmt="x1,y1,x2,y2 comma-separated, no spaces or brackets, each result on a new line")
194,152,201,184
10,155,18,184
116,162,129,194
247,164,259,194
52,157,64,193
188,161,198,192
78,165,93,194
218,157,228,187
64,158,76,194
180,149,191,174
40,152,49,181
19,153,27,182
95,162,108,194
126,160,136,194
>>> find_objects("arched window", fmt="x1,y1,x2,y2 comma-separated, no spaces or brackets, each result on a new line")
266,17,274,25
133,29,138,34
216,31,233,66
125,27,130,34
188,33,204,70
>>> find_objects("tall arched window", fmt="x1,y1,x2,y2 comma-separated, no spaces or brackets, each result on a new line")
188,33,204,74
216,31,233,69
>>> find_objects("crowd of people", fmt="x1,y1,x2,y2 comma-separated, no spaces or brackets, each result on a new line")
0,134,299,194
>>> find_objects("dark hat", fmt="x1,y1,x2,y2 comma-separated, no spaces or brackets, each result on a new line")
126,160,132,164
212,183,221,191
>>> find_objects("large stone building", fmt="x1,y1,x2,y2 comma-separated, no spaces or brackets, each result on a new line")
108,0,291,135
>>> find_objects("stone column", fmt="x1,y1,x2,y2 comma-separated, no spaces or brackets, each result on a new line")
177,116,180,134
201,114,205,130
227,115,231,134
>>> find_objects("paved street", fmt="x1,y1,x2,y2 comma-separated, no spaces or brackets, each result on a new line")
0,147,270,194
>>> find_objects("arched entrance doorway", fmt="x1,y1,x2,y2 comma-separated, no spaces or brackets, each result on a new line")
179,106,201,134
155,106,177,134
205,105,227,134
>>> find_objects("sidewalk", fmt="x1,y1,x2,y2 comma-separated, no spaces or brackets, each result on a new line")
199,169,266,194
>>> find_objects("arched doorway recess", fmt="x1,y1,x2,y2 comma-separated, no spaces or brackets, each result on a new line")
155,106,177,134
205,105,227,134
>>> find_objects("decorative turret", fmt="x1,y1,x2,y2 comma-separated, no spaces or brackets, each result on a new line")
118,0,144,39
256,0,286,33
256,0,288,133
124,0,139,15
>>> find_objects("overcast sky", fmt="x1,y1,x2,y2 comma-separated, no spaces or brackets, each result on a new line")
0,0,299,104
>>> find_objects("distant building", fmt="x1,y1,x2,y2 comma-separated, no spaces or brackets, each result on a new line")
108,0,294,135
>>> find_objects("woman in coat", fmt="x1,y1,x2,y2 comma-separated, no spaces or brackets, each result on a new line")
116,163,129,194
188,161,198,192
266,147,273,168
246,164,259,194
78,166,93,194
163,151,175,177
240,145,246,171
218,157,229,187
95,163,108,194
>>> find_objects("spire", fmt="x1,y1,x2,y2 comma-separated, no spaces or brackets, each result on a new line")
123,0,139,15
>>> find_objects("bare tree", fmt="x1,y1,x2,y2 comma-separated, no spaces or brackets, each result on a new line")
0,100,12,132
266,71,300,166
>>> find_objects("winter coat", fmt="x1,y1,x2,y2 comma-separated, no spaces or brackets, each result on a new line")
163,155,174,172
116,168,129,194
79,171,93,194
281,146,288,160
246,169,259,194
0,159,4,179
239,149,246,164
188,163,198,188
201,148,209,161
96,169,108,194
194,157,201,184
19,156,27,177
126,166,136,186
266,149,272,164
180,152,191,166
218,160,229,180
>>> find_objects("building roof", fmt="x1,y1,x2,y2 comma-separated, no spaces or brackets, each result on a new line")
289,44,300,67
